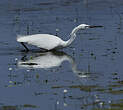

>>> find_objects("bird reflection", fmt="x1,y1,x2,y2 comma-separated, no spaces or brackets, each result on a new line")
18,51,88,77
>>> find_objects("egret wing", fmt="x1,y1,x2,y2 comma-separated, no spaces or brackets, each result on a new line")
17,34,63,50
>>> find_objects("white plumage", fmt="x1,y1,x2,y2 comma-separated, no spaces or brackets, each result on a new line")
17,34,65,50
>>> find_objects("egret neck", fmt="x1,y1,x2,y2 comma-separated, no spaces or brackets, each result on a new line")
63,26,80,47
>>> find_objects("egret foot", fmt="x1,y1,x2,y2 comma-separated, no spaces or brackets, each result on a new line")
20,42,29,52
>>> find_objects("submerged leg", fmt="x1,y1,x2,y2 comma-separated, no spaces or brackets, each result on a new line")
20,42,29,51
39,48,49,52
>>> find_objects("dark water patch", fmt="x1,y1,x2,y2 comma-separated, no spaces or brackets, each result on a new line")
0,105,19,110
116,80,123,85
0,104,38,110
10,7,45,12
93,108,122,110
95,88,106,92
23,104,38,108
69,85,98,92
108,84,122,88
110,102,123,108
37,2,55,6
59,0,81,6
9,6,57,12
52,85,98,92
34,92,48,96
108,90,123,95
0,41,8,45
37,0,81,7
88,37,100,40
0,48,25,56
9,0,82,13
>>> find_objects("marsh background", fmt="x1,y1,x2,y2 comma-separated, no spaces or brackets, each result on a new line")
0,0,123,110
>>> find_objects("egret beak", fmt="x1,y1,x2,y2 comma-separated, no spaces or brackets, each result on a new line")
88,25,103,28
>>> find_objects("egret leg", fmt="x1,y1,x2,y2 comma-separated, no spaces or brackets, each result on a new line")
20,42,29,51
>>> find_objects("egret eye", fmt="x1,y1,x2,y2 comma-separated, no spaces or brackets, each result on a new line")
85,26,90,28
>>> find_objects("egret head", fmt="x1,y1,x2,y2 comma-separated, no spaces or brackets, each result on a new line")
77,24,103,29
77,24,90,29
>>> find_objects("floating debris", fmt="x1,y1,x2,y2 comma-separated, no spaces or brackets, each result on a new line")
108,100,111,103
15,58,18,61
74,19,77,23
26,69,30,72
9,81,13,83
64,102,67,107
56,28,60,32
57,101,59,105
36,74,40,79
23,104,38,108
8,68,12,71
63,89,68,93
90,52,94,56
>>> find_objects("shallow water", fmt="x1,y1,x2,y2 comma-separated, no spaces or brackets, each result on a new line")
0,0,123,110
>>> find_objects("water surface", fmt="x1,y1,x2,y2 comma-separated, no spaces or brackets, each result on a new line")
0,0,123,110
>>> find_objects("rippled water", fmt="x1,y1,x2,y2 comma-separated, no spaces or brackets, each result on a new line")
0,0,123,110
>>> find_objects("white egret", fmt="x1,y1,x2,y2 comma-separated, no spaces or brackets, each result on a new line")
17,24,102,51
